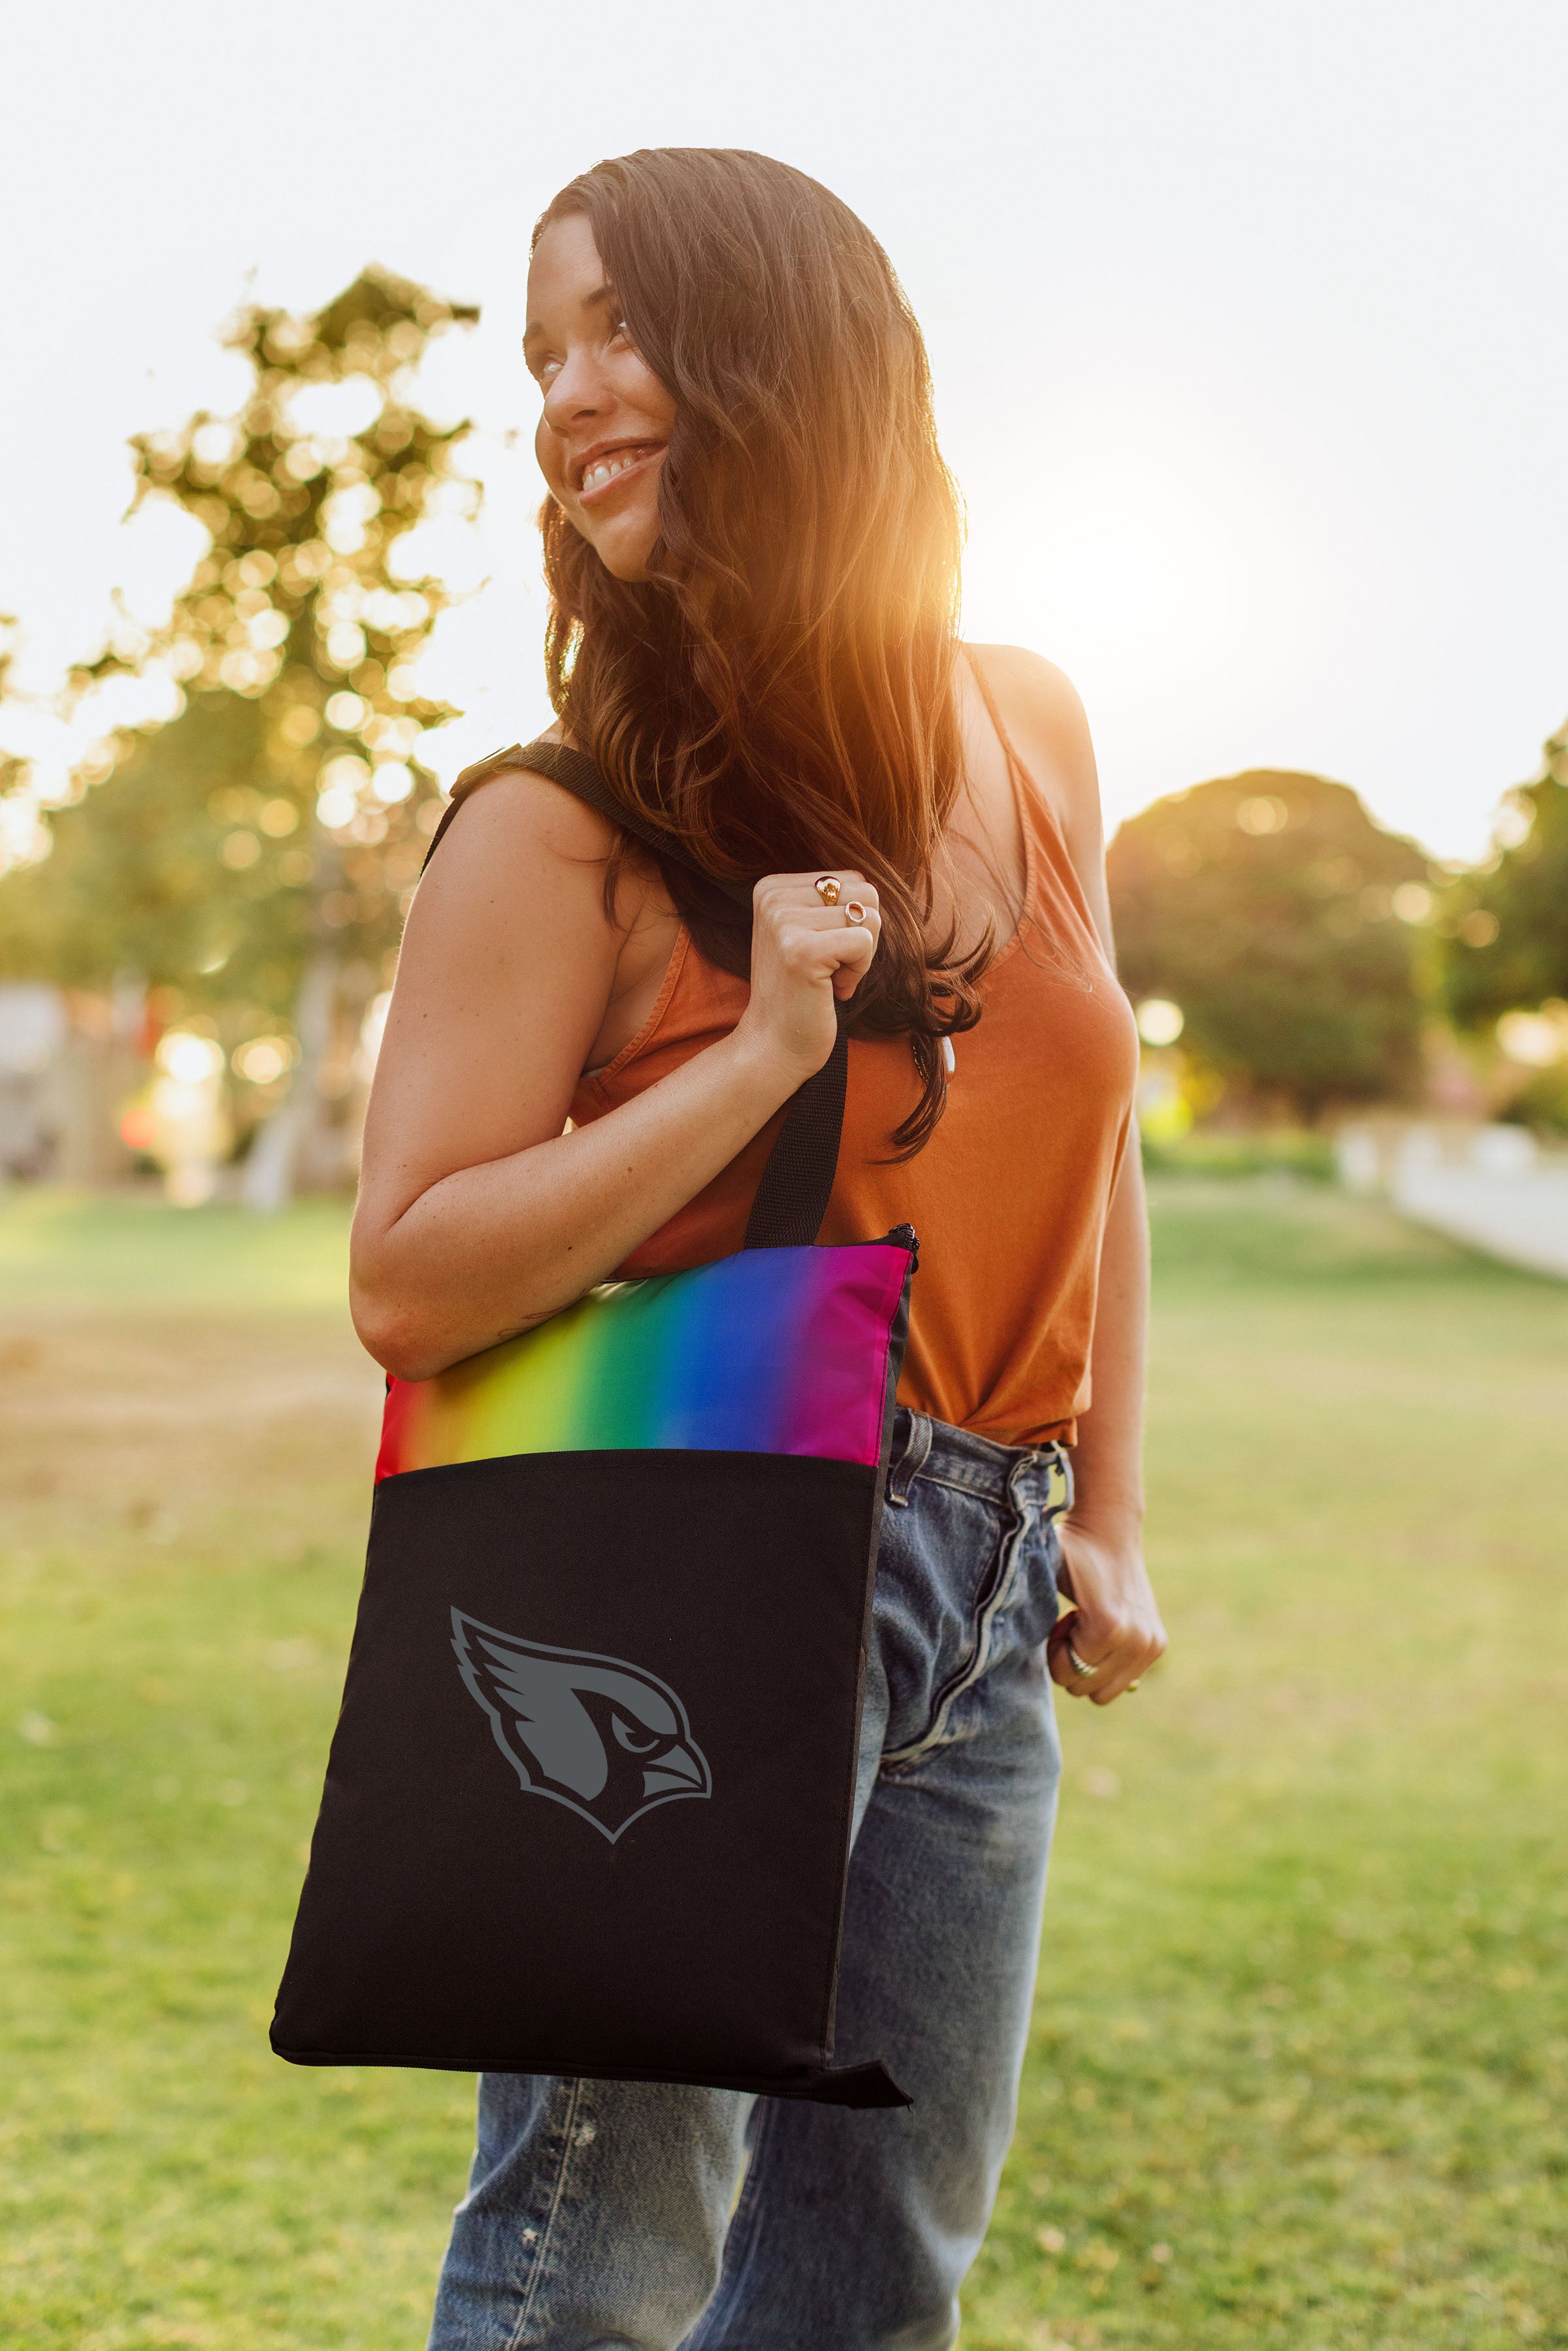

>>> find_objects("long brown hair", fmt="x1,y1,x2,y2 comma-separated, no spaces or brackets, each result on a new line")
534,148,988,1151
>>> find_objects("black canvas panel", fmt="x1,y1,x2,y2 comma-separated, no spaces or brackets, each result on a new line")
272,1449,906,2103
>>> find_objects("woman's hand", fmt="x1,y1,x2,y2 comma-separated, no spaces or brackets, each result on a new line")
1046,1522,1167,1705
732,871,881,1085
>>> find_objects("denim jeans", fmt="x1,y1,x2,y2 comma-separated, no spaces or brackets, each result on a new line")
427,1408,1068,2350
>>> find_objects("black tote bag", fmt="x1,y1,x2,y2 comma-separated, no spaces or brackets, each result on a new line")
270,742,913,2108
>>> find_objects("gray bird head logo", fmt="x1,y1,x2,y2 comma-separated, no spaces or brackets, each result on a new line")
451,1609,713,1843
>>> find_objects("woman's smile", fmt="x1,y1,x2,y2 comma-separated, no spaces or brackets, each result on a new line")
574,439,666,503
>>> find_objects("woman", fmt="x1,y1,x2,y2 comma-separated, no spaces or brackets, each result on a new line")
353,147,1166,2351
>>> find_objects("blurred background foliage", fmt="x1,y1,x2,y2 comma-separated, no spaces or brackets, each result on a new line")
0,267,480,1195
1439,725,1568,1027
1105,742,1568,1143
1433,727,1568,1137
1107,772,1431,1122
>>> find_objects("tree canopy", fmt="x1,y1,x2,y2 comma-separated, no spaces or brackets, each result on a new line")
1439,720,1568,1029
0,266,479,1050
1107,770,1433,1119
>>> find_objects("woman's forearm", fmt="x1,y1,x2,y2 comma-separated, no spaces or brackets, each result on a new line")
351,1028,798,1380
1043,1128,1162,1704
1067,1131,1149,1542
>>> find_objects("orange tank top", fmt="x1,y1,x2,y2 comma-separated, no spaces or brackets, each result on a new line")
569,741,1139,1449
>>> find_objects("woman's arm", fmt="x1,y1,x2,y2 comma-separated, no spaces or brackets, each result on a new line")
976,646,1168,1704
1052,1141,1166,1702
351,767,880,1382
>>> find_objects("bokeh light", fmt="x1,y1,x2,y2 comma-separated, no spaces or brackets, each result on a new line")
1135,998,1184,1047
1497,1008,1566,1068
155,1032,225,1085
232,1035,295,1085
316,786,357,829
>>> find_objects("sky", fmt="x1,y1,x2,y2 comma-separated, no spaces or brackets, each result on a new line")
2,0,1565,863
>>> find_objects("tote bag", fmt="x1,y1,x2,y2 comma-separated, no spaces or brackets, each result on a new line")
270,741,913,2107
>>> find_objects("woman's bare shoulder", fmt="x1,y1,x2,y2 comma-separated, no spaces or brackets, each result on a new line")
395,762,627,1032
964,644,1099,821
433,726,674,917
432,753,617,876
964,642,1113,947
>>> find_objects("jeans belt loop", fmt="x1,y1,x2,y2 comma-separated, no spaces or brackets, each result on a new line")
1019,1439,1073,1521
1051,1442,1075,1519
885,1410,934,1507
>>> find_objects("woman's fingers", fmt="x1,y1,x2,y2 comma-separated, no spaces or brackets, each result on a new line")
754,872,881,921
1046,1610,1162,1705
829,927,878,998
1048,1618,1112,1697
753,873,882,997
1049,1528,1168,1707
738,871,884,1077
755,871,879,898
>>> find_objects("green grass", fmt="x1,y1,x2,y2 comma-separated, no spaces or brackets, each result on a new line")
1,1183,1563,2347
0,1185,353,1309
1139,1127,1338,1183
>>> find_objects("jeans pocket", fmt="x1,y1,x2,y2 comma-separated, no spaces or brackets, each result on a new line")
883,1497,1062,1775
872,1474,1005,1762
875,1477,1032,1771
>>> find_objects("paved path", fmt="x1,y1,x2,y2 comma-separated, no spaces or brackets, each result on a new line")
1392,1164,1568,1280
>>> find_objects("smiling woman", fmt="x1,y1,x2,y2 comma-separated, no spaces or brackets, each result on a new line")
339,144,1162,2351
521,147,983,1154
525,215,676,583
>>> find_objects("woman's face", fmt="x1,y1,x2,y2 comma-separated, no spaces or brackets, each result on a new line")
527,214,676,584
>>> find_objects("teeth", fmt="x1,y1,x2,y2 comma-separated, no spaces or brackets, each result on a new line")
581,450,644,493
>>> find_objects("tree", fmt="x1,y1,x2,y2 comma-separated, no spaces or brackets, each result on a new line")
1439,719,1568,1028
1107,770,1433,1121
0,627,49,870
0,266,479,1192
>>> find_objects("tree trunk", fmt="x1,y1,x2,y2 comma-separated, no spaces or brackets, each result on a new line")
241,947,338,1213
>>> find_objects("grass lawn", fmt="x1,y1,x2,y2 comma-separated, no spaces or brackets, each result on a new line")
1,1181,1563,2348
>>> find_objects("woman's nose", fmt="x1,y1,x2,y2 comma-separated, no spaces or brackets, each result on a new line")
541,344,608,431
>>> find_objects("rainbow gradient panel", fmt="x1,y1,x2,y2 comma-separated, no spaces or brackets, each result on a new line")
376,1239,913,1483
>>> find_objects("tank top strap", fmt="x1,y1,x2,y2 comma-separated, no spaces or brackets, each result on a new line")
966,648,1063,864
964,649,1103,978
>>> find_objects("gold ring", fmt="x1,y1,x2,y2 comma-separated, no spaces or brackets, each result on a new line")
1067,1641,1102,1679
814,876,841,906
844,900,868,926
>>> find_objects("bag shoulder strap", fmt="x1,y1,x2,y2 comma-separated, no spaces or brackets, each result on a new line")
422,739,849,1249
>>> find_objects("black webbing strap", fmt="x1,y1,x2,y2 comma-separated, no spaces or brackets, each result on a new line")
427,740,851,1250
741,1008,851,1249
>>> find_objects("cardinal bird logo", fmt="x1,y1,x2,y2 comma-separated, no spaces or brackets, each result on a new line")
450,1609,713,1843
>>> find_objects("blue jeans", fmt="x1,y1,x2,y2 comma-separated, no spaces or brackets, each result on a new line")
427,1409,1068,2350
